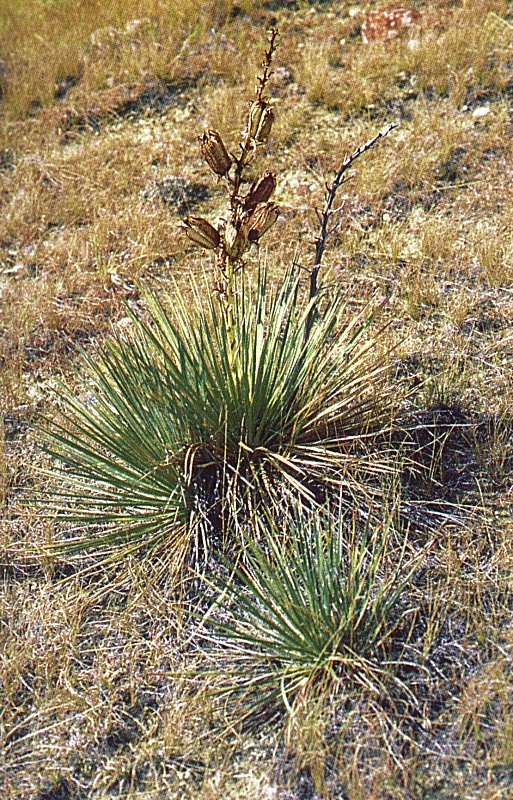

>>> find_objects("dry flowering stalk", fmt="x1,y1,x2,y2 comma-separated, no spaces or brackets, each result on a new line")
304,121,398,343
180,28,397,356
180,28,281,355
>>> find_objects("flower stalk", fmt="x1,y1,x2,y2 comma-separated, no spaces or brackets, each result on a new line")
180,28,281,369
304,122,398,344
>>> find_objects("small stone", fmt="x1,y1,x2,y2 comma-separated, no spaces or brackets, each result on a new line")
3,263,25,276
472,105,490,118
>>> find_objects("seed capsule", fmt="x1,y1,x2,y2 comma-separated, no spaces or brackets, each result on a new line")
243,171,277,214
225,221,249,261
200,130,232,176
255,107,275,144
246,99,266,139
180,217,220,250
247,202,280,243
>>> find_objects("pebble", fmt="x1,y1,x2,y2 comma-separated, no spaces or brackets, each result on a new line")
472,106,490,118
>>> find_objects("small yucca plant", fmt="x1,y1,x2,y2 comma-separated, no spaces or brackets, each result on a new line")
199,505,422,728
41,267,393,567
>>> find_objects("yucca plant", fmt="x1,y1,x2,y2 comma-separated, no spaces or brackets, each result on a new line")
40,29,398,571
199,505,422,729
41,266,394,567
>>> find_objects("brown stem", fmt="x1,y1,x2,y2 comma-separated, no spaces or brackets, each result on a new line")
256,27,279,102
219,29,279,366
231,28,279,210
304,122,397,343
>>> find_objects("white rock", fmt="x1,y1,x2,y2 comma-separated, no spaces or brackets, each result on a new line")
472,105,490,118
3,263,25,275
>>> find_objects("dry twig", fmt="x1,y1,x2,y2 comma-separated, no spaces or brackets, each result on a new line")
305,122,398,342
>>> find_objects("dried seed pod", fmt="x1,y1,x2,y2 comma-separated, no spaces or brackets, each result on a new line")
247,202,280,242
255,106,275,144
180,216,220,250
246,99,266,139
243,171,277,213
225,221,249,261
200,130,232,176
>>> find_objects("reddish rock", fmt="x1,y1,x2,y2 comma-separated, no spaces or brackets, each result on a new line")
362,7,422,43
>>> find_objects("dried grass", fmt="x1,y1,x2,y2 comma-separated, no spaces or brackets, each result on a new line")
2,0,513,797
